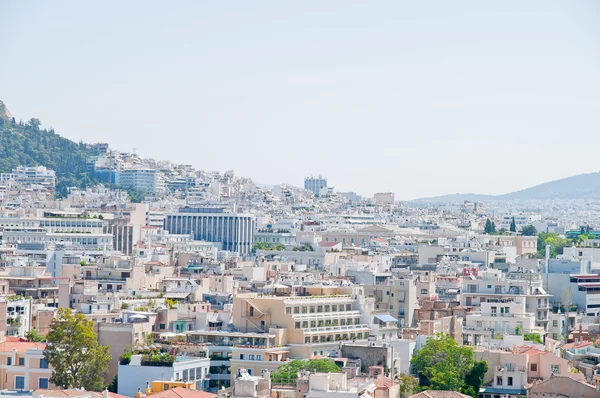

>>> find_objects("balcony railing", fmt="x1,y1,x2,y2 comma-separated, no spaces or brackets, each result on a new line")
303,324,370,334
496,365,526,372
283,295,353,304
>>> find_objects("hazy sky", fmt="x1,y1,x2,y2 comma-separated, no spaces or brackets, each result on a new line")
1,1,599,200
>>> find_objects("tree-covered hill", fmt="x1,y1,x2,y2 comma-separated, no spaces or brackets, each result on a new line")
0,101,97,197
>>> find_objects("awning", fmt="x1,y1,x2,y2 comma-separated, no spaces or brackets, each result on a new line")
374,314,398,323
447,288,459,294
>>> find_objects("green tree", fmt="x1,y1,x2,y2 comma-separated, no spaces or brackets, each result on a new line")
510,216,517,233
107,375,118,393
165,298,177,309
411,333,486,398
44,308,111,391
521,225,537,236
537,232,571,258
465,357,488,394
524,333,543,344
27,118,42,130
25,328,46,342
271,359,340,384
397,374,418,398
125,187,146,203
484,219,493,234
143,333,155,346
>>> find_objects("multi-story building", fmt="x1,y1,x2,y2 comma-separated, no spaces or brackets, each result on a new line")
118,354,210,397
0,339,53,390
254,229,296,246
463,298,546,345
186,330,283,390
164,207,255,255
461,269,551,329
500,213,542,230
364,276,420,328
11,166,56,193
118,169,165,195
232,286,370,360
304,176,327,197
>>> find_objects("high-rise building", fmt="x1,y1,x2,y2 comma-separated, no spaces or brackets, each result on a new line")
164,207,255,255
118,169,165,194
304,175,327,196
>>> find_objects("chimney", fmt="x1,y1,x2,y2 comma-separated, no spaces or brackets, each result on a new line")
145,382,151,395
135,388,142,398
103,389,109,398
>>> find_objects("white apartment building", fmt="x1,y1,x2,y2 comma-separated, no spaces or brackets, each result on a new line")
2,227,113,250
461,269,551,329
118,169,165,195
5,298,33,337
10,166,56,190
118,354,210,397
304,176,327,197
500,213,541,229
464,298,545,346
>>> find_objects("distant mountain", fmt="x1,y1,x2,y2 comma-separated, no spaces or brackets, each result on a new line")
0,101,97,197
414,172,600,202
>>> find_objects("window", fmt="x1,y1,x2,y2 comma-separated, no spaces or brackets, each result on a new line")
487,285,492,289
530,363,538,372
18,357,25,366
507,377,513,386
164,384,169,391
160,323,166,330
285,307,291,314
190,368,195,380
239,354,245,360
421,289,428,295
15,376,25,390
196,367,202,380
7,357,11,366
183,370,189,381
39,378,49,389
551,365,560,374
553,320,558,327
40,358,49,369
249,355,255,360
257,355,262,361
496,376,502,386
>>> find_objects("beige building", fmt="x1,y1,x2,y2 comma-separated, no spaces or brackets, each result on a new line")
0,339,53,390
527,376,600,398
364,277,419,328
97,319,155,382
232,286,370,360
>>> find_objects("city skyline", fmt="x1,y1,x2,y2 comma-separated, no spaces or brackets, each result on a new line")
2,1,599,199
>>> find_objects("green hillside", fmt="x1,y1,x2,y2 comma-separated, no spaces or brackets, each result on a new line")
0,101,97,197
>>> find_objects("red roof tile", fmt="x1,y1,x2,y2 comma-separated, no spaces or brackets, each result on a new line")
0,341,46,352
148,388,216,398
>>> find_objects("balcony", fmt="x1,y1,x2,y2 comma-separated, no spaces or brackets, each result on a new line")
496,365,526,373
303,323,370,335
283,295,353,304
